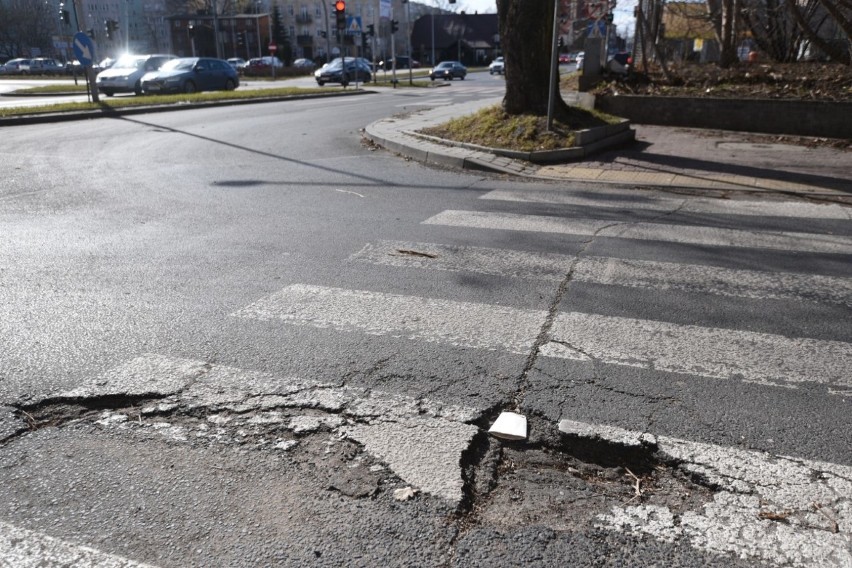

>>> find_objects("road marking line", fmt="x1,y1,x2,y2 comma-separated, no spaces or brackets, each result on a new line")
422,210,852,254
480,188,852,220
544,312,852,390
234,285,851,392
350,240,852,306
0,520,157,567
232,283,546,354
558,420,852,568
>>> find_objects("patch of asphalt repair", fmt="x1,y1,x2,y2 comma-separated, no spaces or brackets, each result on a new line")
4,353,850,567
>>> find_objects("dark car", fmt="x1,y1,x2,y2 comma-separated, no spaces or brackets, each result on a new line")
243,56,283,77
606,52,632,76
429,61,467,81
140,57,239,94
378,56,420,70
314,58,371,86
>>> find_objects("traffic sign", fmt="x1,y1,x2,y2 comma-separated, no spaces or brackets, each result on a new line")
72,31,95,67
346,16,362,35
586,1,607,19
268,43,277,52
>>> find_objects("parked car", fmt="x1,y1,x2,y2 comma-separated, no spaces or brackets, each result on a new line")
378,56,420,70
29,58,65,75
1,58,31,75
488,56,504,75
141,57,239,94
292,58,316,70
243,56,283,76
429,61,467,81
95,54,176,96
314,58,372,85
97,57,116,71
575,51,585,70
558,53,570,64
227,57,247,72
65,60,83,74
606,51,632,76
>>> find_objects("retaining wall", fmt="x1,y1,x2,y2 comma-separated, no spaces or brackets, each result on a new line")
595,95,852,139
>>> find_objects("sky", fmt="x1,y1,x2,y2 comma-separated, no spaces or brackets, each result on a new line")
457,0,637,39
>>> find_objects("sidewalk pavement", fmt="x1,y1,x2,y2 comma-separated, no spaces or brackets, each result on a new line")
365,97,852,201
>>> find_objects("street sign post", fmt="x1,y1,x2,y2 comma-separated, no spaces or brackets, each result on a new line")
72,31,99,102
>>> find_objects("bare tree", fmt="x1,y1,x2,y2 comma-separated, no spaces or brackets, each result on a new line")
0,0,57,58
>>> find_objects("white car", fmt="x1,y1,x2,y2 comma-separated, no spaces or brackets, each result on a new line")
95,54,175,96
488,56,504,75
575,52,585,71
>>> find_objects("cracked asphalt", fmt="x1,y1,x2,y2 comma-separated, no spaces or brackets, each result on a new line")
1,83,850,566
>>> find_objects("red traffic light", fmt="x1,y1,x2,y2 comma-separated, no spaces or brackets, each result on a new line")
334,0,346,12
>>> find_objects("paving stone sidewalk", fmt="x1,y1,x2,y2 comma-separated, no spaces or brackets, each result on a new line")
364,97,852,200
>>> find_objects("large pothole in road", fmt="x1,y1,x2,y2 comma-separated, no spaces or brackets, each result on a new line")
459,415,714,534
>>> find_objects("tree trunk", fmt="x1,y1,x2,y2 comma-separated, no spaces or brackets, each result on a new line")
497,0,570,117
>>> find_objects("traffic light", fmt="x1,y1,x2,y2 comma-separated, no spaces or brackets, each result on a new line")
334,1,346,29
366,24,375,37
390,19,398,34
237,31,244,46
87,28,95,39
105,20,113,39
558,36,564,48
61,10,70,24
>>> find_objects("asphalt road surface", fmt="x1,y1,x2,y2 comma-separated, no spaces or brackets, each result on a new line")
0,81,850,567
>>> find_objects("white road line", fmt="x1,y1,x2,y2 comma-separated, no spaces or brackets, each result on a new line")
481,188,852,220
558,420,852,568
234,285,851,393
422,210,852,254
350,240,852,306
349,240,572,281
544,312,852,391
232,284,545,354
0,520,157,568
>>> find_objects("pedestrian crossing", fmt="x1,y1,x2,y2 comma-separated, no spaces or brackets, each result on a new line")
227,186,851,563
7,185,852,566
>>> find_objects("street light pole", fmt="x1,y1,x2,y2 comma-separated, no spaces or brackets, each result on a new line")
404,0,412,84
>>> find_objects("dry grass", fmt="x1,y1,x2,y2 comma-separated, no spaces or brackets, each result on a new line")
419,103,618,152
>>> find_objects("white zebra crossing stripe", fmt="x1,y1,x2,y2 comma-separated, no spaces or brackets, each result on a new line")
350,240,852,306
544,312,852,391
573,255,852,307
350,240,572,281
558,420,852,568
422,210,852,254
232,284,545,355
0,520,157,567
481,188,852,220
234,285,852,393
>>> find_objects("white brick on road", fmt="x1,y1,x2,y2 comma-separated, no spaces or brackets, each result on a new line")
481,188,852,220
544,312,852,393
234,285,851,394
350,240,852,306
422,210,852,254
558,420,852,568
0,520,158,568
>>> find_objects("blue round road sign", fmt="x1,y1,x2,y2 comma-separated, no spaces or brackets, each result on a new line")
72,32,95,66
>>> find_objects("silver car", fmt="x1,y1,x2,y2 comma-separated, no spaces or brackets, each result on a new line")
95,54,175,96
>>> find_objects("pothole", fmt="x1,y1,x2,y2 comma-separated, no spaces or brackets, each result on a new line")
456,416,714,534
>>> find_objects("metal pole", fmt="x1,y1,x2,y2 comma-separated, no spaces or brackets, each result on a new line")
406,1,412,84
547,0,560,131
430,8,435,65
124,0,129,53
